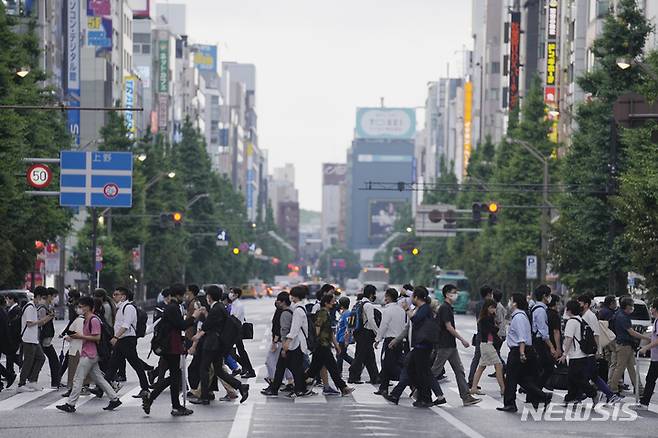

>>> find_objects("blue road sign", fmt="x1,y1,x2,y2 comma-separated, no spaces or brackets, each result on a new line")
60,151,133,208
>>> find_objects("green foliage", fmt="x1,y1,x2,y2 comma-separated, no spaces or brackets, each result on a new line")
0,8,72,287
318,245,361,281
551,0,651,295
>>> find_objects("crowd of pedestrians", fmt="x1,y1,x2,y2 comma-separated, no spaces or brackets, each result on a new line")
1,281,657,417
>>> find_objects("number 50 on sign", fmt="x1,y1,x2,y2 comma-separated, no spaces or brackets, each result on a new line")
27,164,53,189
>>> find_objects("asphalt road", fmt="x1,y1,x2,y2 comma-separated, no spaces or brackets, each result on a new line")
0,298,656,438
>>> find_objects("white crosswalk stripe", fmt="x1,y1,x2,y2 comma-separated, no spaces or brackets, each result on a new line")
0,388,55,411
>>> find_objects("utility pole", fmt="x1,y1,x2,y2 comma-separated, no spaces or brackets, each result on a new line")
90,208,97,293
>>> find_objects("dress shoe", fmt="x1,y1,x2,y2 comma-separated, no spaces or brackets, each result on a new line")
171,407,193,416
383,394,399,405
347,380,364,384
413,400,433,408
189,398,210,405
241,370,257,379
373,389,387,396
496,405,518,413
239,384,250,403
103,399,122,411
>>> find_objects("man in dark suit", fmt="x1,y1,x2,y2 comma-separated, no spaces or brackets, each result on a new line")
3,294,21,386
190,285,249,405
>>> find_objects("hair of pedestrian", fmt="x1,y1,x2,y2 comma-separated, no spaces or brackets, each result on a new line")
620,296,634,310
356,293,364,301
413,286,430,303
34,285,48,297
231,287,243,298
320,293,334,307
93,288,108,298
93,297,105,316
566,299,582,316
603,295,616,307
276,291,291,306
479,285,493,299
205,285,222,302
533,284,551,301
79,295,94,309
290,285,307,300
69,289,81,300
492,289,503,303
441,283,457,297
47,287,58,296
6,292,18,302
363,284,377,298
479,298,497,321
385,288,398,302
402,284,414,291
548,294,560,308
320,283,335,295
577,293,592,307
651,299,658,311
187,284,200,296
115,286,131,297
170,283,186,297
338,296,350,310
160,288,171,298
511,293,528,311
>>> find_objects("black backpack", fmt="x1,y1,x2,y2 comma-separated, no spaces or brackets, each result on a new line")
570,317,597,355
37,304,55,341
88,315,114,362
304,308,318,351
220,315,243,349
124,302,147,338
150,319,169,356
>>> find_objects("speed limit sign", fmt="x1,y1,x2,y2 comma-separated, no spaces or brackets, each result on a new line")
26,164,53,189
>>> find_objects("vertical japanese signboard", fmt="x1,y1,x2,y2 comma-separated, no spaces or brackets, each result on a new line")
66,0,81,145
508,11,521,112
124,76,137,135
545,0,559,143
158,40,169,93
463,81,473,178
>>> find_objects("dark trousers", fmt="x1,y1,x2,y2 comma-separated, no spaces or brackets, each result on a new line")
199,349,242,400
4,349,20,375
349,330,379,382
306,345,346,390
336,342,353,374
42,343,61,385
503,347,546,408
640,361,658,406
379,338,402,392
188,353,202,389
407,348,432,403
149,354,183,409
105,337,149,390
390,363,410,400
272,347,306,393
468,334,481,385
534,340,554,389
566,356,597,402
584,355,613,398
234,337,254,373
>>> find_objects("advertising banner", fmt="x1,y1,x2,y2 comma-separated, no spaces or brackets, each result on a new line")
87,16,112,48
193,44,218,72
158,40,169,93
246,143,255,220
356,108,416,139
66,0,81,145
463,81,473,177
368,200,407,239
508,11,521,111
87,0,110,16
128,0,151,18
124,76,137,134
322,163,347,186
158,94,168,129
545,0,559,143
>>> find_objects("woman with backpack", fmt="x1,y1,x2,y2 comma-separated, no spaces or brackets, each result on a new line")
56,296,122,413
469,299,505,397
558,300,598,404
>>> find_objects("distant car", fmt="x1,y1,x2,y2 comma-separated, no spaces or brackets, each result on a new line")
345,279,362,296
239,284,258,299
591,296,652,350
0,289,34,307
304,283,323,300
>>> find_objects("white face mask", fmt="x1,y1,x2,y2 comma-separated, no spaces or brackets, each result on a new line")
229,293,237,301
76,307,84,316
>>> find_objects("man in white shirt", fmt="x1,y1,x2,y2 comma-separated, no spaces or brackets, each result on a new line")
229,288,255,378
348,285,380,384
577,293,622,403
281,286,313,398
374,288,407,396
17,287,49,392
104,287,150,397
558,300,597,404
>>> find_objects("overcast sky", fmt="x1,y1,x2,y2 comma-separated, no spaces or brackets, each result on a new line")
185,0,472,211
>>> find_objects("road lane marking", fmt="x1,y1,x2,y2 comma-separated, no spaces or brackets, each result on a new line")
431,405,487,438
0,389,54,411
45,394,94,410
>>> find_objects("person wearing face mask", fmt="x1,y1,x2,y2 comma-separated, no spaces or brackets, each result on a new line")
638,299,658,410
229,288,256,379
17,287,49,392
469,299,505,396
432,284,481,406
61,304,85,397
530,285,558,390
142,284,203,416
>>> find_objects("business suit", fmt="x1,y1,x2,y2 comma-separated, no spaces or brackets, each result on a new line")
198,301,242,401
0,306,12,383
4,304,22,376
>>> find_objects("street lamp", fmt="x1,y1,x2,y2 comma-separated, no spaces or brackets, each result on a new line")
406,226,413,233
137,153,147,162
144,171,176,191
616,57,658,81
505,137,550,282
16,67,30,78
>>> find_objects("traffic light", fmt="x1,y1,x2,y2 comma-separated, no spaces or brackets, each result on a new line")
392,247,404,262
487,203,498,225
472,203,499,225
232,247,240,255
160,212,183,228
172,212,183,227
472,203,482,223
411,247,420,256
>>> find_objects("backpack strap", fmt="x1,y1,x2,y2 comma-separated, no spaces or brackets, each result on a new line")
20,303,35,337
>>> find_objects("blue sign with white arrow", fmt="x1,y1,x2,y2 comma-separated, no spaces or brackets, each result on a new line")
60,151,133,208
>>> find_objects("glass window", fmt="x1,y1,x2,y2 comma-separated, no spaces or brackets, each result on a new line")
142,44,150,54
133,44,140,54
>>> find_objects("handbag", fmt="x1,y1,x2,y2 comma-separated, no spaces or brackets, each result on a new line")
416,316,440,345
242,322,254,340
598,320,616,349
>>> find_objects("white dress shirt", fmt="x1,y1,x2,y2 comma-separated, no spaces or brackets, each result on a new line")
376,302,407,342
361,298,379,335
231,298,246,322
287,302,309,353
115,300,137,338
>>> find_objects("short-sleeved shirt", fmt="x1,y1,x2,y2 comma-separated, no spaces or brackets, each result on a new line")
21,303,39,344
614,311,633,346
437,303,456,349
315,308,333,347
547,308,562,349
81,316,101,359
564,316,586,360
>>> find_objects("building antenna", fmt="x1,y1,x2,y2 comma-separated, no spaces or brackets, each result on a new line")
380,97,385,108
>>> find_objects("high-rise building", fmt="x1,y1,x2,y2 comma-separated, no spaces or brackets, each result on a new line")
321,163,347,249
346,107,416,262
269,164,299,250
